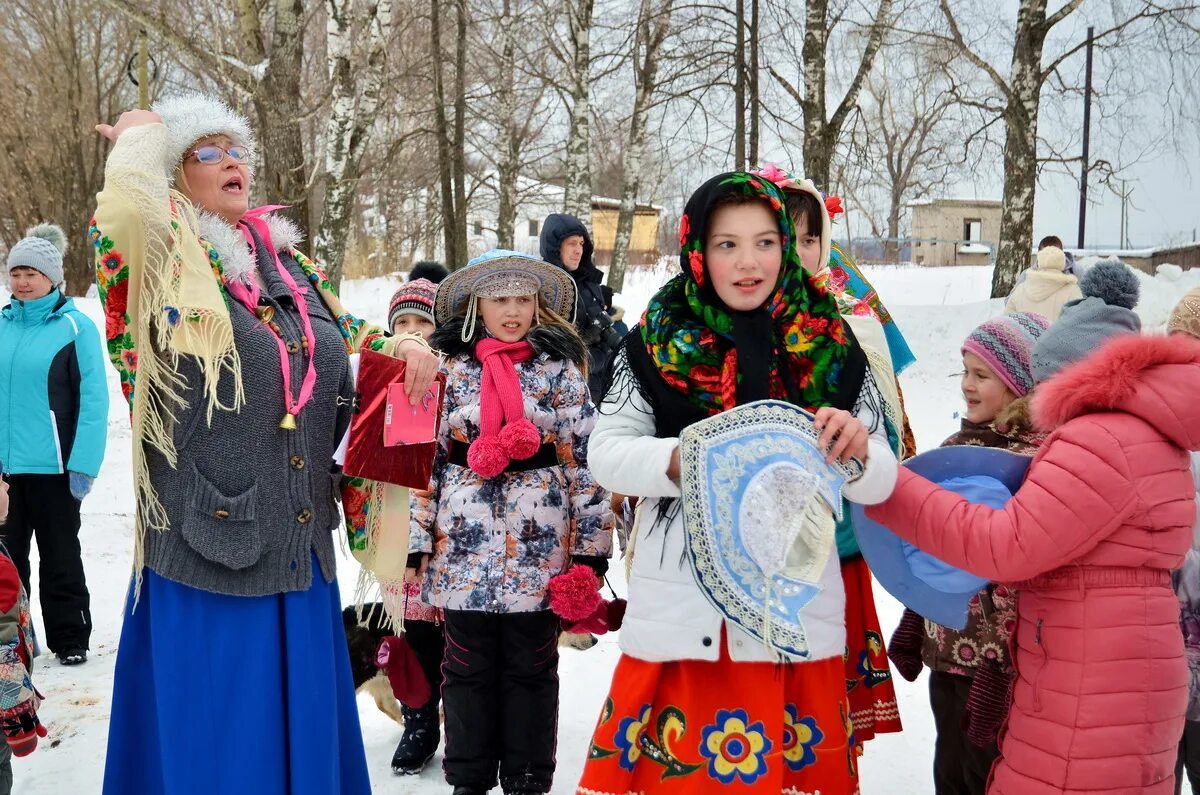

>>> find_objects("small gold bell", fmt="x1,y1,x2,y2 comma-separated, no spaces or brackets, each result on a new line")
256,306,275,323
279,412,298,431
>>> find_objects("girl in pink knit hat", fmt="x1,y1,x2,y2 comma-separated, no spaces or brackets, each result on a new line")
406,250,614,795
887,310,1050,795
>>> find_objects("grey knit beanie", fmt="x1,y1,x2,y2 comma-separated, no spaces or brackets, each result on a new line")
1031,261,1141,384
7,223,67,287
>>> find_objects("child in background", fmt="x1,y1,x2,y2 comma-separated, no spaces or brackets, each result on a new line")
383,277,445,776
0,470,46,795
887,312,1050,795
1168,287,1200,795
407,250,613,795
578,172,899,794
1004,244,1081,322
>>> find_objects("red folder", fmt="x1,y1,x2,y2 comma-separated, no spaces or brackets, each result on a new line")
344,349,445,489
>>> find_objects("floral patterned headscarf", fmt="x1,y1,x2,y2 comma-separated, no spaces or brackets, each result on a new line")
640,171,864,415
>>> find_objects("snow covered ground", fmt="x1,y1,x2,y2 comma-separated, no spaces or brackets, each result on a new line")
10,260,1197,793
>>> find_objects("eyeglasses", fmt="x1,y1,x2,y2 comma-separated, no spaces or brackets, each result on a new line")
188,144,251,165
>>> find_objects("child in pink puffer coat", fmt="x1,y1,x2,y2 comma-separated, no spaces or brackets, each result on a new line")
869,263,1200,795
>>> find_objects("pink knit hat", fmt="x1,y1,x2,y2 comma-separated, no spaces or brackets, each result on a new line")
387,278,437,328
961,312,1051,397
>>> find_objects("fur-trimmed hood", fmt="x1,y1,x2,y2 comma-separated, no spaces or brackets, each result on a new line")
1033,333,1200,450
431,316,587,367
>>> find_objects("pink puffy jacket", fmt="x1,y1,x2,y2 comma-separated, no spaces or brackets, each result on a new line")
868,333,1200,794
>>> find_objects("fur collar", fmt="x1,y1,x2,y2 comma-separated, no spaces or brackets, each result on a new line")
1033,333,1200,450
195,210,304,283
431,316,587,366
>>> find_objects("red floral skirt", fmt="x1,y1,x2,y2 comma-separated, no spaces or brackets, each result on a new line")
575,642,859,795
841,556,903,744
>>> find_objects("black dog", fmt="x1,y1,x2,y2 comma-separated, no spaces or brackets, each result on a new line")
343,603,405,723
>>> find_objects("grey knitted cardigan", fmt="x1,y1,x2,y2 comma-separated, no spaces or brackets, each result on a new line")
145,231,354,596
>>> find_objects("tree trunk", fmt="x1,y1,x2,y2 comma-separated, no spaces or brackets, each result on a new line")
314,0,395,284
562,0,594,227
991,0,1052,297
748,0,759,166
495,0,519,249
254,0,309,239
609,0,672,293
733,0,746,168
886,192,902,263
431,0,461,268
800,0,830,186
452,0,469,265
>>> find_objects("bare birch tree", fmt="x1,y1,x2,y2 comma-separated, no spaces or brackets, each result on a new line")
766,0,895,188
921,0,1196,295
561,0,595,227
431,0,469,268
312,0,396,282
608,0,673,292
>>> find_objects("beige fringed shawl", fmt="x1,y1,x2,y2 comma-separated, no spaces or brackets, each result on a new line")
92,123,415,614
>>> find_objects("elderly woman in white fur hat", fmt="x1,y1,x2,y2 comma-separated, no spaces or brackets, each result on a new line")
92,95,439,793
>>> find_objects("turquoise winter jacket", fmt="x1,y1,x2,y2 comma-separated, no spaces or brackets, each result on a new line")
0,291,108,477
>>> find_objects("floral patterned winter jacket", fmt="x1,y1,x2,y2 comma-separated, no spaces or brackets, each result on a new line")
409,321,614,613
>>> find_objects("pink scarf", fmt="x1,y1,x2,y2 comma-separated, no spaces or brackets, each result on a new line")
224,205,318,429
467,338,541,478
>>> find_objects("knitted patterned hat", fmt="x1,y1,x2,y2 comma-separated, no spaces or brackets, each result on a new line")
1168,287,1200,340
152,91,257,179
387,278,437,328
7,223,67,287
962,312,1051,397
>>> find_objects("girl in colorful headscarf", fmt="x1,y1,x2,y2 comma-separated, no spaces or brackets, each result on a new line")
576,172,900,794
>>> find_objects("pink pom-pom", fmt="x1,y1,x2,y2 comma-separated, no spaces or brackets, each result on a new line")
499,418,541,459
548,565,602,621
467,435,509,478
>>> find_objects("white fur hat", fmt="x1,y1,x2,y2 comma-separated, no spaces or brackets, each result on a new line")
151,91,257,178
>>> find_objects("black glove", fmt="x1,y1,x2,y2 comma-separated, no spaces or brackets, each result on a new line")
573,555,610,579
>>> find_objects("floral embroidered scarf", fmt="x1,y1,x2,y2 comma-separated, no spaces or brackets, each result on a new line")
641,171,864,415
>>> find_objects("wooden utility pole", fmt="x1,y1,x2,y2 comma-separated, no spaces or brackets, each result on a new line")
1076,26,1094,249
137,30,149,108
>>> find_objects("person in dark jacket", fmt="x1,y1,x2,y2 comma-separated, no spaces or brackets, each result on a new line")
1,223,108,666
539,213,621,399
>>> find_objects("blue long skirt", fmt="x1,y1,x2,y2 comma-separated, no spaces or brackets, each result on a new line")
102,554,372,794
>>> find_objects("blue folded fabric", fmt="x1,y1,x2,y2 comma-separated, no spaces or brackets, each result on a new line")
851,446,1032,630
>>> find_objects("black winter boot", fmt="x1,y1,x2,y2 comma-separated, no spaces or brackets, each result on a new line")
451,787,489,795
392,701,441,775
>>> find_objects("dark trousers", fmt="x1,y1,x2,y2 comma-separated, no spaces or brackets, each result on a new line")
1176,719,1200,794
405,617,445,710
930,671,1000,795
442,609,560,793
1,474,90,652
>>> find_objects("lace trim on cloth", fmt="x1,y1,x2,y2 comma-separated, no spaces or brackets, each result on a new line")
855,344,904,456
678,401,862,659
